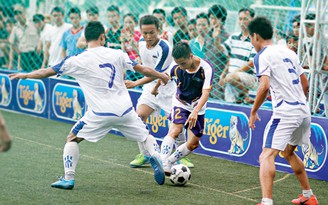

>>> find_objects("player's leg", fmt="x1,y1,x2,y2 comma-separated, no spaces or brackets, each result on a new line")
258,148,279,205
51,111,112,189
130,104,154,168
175,129,195,168
119,111,165,185
284,117,318,205
161,123,183,174
0,113,12,152
51,132,83,190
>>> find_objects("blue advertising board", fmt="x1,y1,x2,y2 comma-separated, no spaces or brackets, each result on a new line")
1,69,328,181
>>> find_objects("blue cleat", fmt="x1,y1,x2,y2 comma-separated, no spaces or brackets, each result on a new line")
51,177,75,190
149,156,165,185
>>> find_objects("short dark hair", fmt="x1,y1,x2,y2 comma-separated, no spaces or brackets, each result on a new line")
86,6,99,14
171,6,187,17
188,18,196,25
285,33,298,43
68,7,81,17
139,15,160,30
248,16,273,40
33,14,44,23
208,4,227,25
152,8,166,18
196,12,209,25
238,8,255,18
173,42,191,59
107,5,120,14
51,6,65,15
85,21,105,42
306,13,315,20
123,13,138,23
292,14,300,23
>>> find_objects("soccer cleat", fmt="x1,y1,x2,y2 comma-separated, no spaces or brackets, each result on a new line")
51,177,75,190
177,157,194,168
129,153,150,168
162,158,172,176
292,194,318,205
149,156,165,185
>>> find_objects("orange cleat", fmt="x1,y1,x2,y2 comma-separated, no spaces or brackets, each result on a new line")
292,194,319,205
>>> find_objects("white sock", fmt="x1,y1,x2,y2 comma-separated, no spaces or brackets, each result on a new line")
261,198,273,205
168,142,191,164
137,141,149,157
63,142,79,180
175,130,186,147
142,135,160,159
160,136,176,160
303,189,313,198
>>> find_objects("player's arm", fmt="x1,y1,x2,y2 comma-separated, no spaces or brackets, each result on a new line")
133,64,169,85
187,88,211,129
249,75,270,130
300,73,309,98
9,67,57,80
237,60,254,72
125,76,156,88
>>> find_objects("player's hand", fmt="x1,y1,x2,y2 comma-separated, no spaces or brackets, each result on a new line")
124,80,137,88
9,73,27,80
186,110,198,129
160,73,169,85
249,111,261,130
151,88,159,97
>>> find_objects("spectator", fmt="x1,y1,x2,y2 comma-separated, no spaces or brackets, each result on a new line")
219,8,257,104
76,6,100,49
5,18,15,35
121,13,140,60
152,8,176,35
153,8,174,46
33,14,53,65
42,6,72,67
205,4,230,100
0,15,9,67
189,13,210,59
187,19,198,40
171,6,190,45
61,7,84,58
8,5,41,71
292,14,300,37
105,5,122,49
286,33,298,53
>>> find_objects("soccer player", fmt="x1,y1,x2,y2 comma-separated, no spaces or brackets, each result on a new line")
125,15,194,168
9,21,168,188
0,113,11,152
247,17,319,205
153,42,213,175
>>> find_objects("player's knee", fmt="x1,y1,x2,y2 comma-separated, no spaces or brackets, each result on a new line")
169,128,183,139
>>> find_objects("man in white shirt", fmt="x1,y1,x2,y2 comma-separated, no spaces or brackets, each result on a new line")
125,15,194,169
42,6,72,67
248,17,318,205
10,21,169,189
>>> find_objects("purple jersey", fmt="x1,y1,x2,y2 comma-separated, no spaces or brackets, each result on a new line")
169,59,214,105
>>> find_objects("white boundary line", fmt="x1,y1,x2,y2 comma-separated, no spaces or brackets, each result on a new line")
16,136,258,202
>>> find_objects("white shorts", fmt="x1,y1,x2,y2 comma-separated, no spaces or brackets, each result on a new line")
263,117,311,151
237,72,258,90
71,108,149,142
137,91,173,116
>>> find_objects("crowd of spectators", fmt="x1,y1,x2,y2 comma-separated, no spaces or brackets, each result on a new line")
0,3,327,115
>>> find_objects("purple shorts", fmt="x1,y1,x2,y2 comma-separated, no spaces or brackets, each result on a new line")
169,106,205,137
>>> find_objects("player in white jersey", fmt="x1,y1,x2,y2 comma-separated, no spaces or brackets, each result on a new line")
153,42,213,175
9,21,169,188
126,15,194,168
248,17,318,205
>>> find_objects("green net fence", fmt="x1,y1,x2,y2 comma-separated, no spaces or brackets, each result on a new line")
0,0,327,116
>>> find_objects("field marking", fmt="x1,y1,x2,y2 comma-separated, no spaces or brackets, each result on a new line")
16,136,257,203
232,174,290,194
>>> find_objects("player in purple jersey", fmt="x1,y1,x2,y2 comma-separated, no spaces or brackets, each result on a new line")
153,42,213,175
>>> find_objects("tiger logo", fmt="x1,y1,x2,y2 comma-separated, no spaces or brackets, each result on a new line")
34,83,43,111
72,89,82,120
228,116,248,154
0,78,9,105
302,141,324,169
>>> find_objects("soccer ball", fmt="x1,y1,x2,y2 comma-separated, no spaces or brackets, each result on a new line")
169,164,191,186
